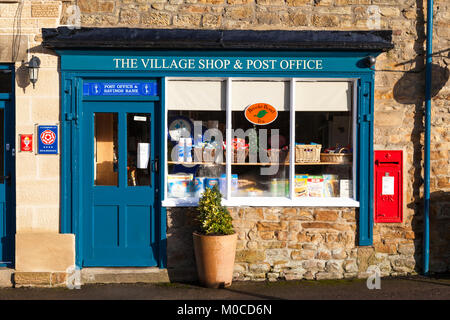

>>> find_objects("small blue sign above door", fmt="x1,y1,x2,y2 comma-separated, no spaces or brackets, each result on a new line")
83,82,157,96
37,125,58,154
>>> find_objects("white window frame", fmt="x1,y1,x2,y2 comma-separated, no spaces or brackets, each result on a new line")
162,77,359,207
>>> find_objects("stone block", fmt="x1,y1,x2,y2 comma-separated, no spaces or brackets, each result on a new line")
16,180,59,206
225,6,253,20
31,3,60,18
0,269,13,287
31,97,60,123
235,250,265,263
15,68,60,97
38,156,60,179
15,233,75,272
0,35,28,63
314,210,339,221
141,12,172,26
286,0,311,6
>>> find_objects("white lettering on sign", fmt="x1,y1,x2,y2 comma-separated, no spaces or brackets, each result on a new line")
112,57,324,71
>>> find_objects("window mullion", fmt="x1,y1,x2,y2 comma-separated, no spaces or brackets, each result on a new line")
289,78,296,200
226,78,232,200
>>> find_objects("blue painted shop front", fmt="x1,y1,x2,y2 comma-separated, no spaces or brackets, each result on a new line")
58,50,377,268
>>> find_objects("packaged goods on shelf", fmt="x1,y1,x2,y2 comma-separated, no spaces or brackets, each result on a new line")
340,179,353,198
219,174,238,195
204,177,220,189
323,174,339,197
295,175,308,197
193,177,205,198
167,173,194,198
185,138,193,162
177,138,185,162
270,178,288,196
307,175,324,197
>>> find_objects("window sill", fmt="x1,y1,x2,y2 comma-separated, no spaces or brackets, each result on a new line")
162,197,360,208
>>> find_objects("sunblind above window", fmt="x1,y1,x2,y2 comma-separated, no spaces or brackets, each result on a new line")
295,81,352,111
167,80,225,110
168,79,351,112
232,80,289,111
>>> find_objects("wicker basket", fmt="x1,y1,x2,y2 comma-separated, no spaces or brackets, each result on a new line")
203,148,217,163
295,144,322,163
193,146,204,162
231,148,249,163
267,149,289,163
320,148,352,164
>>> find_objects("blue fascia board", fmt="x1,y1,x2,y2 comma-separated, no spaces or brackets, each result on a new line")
56,50,381,74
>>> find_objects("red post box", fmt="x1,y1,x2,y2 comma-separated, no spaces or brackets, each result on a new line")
374,150,403,223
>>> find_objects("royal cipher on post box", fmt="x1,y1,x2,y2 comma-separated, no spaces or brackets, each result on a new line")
374,150,403,223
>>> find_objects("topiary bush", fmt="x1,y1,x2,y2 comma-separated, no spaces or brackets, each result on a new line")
197,185,234,235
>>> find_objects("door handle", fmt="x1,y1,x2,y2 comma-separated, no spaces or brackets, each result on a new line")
152,157,159,173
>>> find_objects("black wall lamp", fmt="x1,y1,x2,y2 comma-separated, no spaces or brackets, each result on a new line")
364,56,377,70
26,55,41,88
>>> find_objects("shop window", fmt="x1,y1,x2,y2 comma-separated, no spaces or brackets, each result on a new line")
294,81,354,199
166,80,227,199
164,78,357,206
231,80,290,197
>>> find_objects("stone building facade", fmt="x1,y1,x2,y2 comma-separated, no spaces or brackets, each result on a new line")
0,0,448,286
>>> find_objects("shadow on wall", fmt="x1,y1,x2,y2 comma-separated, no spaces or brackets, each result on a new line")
392,0,450,274
408,191,450,273
166,208,200,283
15,44,60,93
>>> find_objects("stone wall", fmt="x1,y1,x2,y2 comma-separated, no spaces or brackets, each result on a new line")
0,0,448,277
167,206,421,281
0,0,75,272
59,0,448,276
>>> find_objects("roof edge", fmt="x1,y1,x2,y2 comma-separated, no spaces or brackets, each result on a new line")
42,27,394,52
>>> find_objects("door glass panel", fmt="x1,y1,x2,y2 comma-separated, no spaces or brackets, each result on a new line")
94,113,118,186
0,109,3,184
127,113,151,186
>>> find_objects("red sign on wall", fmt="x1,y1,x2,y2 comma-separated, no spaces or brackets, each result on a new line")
20,134,33,152
374,150,403,223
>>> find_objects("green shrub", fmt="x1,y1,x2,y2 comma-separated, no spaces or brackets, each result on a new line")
197,185,234,235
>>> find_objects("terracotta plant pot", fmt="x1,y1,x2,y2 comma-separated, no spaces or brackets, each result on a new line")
193,232,237,288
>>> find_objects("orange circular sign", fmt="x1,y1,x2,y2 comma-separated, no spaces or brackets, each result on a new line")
244,103,278,125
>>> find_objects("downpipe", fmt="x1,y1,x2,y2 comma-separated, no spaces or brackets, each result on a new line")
423,0,433,276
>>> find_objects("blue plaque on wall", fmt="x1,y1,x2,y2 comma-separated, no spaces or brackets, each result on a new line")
37,125,58,154
83,82,158,96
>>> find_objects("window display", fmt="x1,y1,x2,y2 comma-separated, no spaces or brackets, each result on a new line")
167,110,226,199
165,78,356,205
294,111,353,198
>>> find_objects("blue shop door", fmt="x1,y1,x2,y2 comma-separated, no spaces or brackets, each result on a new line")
0,97,15,267
82,101,158,266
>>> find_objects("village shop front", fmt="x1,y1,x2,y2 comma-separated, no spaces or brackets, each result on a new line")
24,27,402,282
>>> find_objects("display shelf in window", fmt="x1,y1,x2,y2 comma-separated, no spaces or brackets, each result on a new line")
168,161,350,166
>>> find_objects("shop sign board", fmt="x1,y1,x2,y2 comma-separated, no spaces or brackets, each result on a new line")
245,103,278,125
20,134,33,152
83,82,157,96
37,125,58,154
63,54,369,73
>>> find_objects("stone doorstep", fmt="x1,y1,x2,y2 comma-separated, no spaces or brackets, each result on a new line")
81,267,170,285
12,268,170,288
0,268,14,288
14,271,67,288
